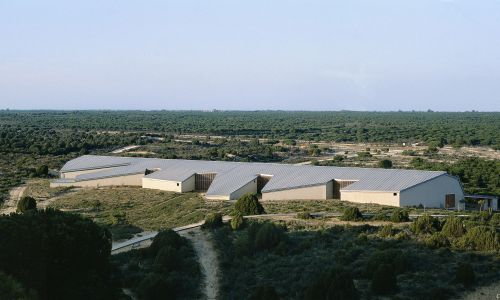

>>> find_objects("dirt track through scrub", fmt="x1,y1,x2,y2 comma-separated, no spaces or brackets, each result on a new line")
0,185,26,215
179,228,219,300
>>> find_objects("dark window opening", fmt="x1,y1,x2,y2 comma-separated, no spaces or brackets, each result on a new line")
393,193,398,196
176,183,179,186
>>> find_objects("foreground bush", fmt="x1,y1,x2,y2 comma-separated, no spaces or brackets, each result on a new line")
249,285,280,300
442,217,466,238
0,208,113,299
425,233,450,249
149,229,187,256
390,209,409,223
305,268,358,300
367,249,410,275
0,271,36,299
455,263,475,288
456,226,499,251
234,193,265,215
341,207,363,221
411,215,440,234
255,223,286,251
372,264,397,295
202,212,223,229
230,213,244,230
16,196,37,213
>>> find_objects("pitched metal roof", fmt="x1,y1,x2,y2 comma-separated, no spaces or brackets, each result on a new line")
57,155,448,196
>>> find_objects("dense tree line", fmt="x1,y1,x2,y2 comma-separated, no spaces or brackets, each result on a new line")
1,110,498,147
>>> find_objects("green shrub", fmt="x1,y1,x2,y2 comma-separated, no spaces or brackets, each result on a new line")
230,213,244,230
378,159,393,169
234,234,253,257
341,207,363,221
202,212,223,229
297,211,312,219
248,285,280,300
16,196,37,213
234,193,265,215
390,209,409,223
456,226,499,251
411,215,440,234
425,233,450,249
367,249,410,275
441,217,466,238
490,213,500,227
149,229,187,256
371,264,397,295
137,273,180,300
305,268,358,300
379,224,396,237
254,223,285,251
154,246,183,272
455,263,475,288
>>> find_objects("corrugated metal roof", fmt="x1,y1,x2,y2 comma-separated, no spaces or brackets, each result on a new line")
57,155,448,196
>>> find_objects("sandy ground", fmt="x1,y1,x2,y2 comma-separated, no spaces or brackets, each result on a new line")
179,228,220,300
0,185,26,215
460,280,500,300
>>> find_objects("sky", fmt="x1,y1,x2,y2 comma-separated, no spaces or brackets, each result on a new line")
0,0,499,111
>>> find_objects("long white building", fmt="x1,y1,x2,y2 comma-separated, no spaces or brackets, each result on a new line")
51,155,464,208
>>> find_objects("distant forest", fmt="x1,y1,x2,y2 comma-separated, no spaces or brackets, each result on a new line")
0,110,499,151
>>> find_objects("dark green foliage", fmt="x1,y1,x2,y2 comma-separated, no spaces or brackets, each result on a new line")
378,159,393,169
390,209,410,223
305,268,358,300
0,208,113,300
441,217,466,238
411,215,440,234
379,224,396,237
371,264,397,295
341,207,363,221
425,233,450,249
455,263,475,288
456,226,499,251
35,165,49,177
202,212,223,229
137,273,179,300
149,229,187,257
248,285,280,300
231,213,244,230
16,196,37,213
0,271,37,300
367,249,410,275
234,193,265,215
255,223,286,251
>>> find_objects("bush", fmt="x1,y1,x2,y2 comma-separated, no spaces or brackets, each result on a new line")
0,271,36,299
371,264,397,295
202,212,223,229
379,224,396,237
441,217,466,238
425,233,450,249
234,193,264,215
390,209,409,223
455,263,475,288
254,223,286,251
305,268,358,300
378,159,393,169
411,215,440,234
230,213,244,230
16,196,37,213
341,207,363,221
297,211,312,219
138,273,180,300
248,285,280,300
154,246,183,272
367,249,410,275
456,226,499,251
149,229,187,256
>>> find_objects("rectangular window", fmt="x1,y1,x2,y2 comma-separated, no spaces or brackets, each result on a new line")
445,194,455,208
176,183,179,186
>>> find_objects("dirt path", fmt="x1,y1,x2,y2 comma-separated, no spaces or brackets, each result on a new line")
0,185,26,215
179,228,220,300
460,280,500,300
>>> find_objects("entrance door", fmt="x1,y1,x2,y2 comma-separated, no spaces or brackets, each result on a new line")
445,194,455,208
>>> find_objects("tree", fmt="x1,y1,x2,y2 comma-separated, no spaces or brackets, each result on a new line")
16,196,37,213
201,212,223,229
230,213,244,230
305,268,358,300
378,159,393,169
234,193,265,215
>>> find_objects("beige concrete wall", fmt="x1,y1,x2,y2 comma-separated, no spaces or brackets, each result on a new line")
261,184,328,201
341,191,400,207
142,178,182,192
181,175,195,192
61,167,122,179
229,178,258,200
400,175,464,208
51,173,144,188
142,175,195,193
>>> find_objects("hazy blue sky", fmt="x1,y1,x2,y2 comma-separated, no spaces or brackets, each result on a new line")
1,0,499,111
